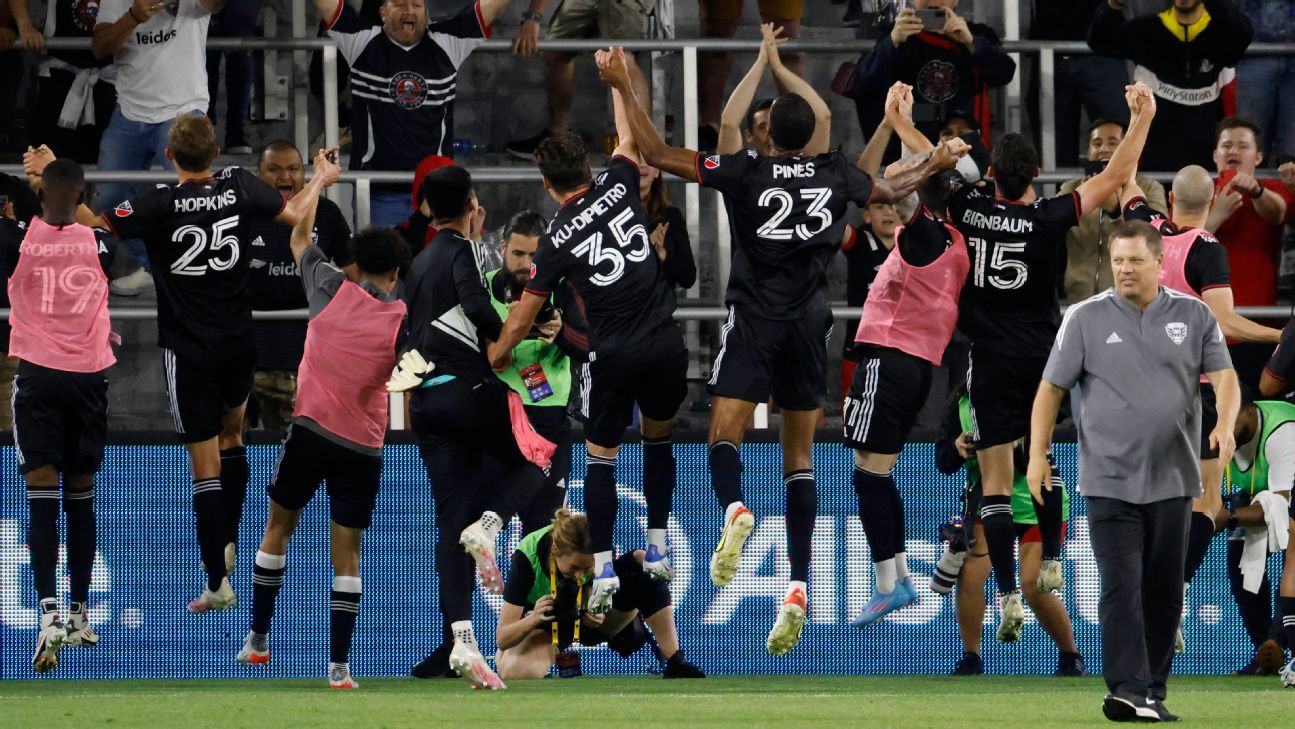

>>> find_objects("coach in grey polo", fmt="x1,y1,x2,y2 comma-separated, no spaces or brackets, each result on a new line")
1027,220,1239,723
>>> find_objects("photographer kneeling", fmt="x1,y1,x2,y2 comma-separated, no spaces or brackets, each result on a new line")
495,509,704,680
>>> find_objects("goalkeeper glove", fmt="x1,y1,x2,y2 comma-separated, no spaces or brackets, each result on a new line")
386,349,435,392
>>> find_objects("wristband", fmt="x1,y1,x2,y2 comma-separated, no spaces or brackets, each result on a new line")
1249,185,1264,200
522,10,543,23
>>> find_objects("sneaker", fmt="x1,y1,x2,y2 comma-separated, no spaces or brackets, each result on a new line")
448,642,506,690
765,585,807,656
1037,559,1064,593
32,616,66,673
504,129,553,161
1101,694,1160,722
710,505,755,587
1150,700,1180,723
1055,652,1088,677
643,544,674,582
662,649,705,679
850,585,913,628
1173,626,1185,654
109,268,154,296
996,592,1025,644
459,518,503,594
1280,658,1295,687
188,577,237,613
587,562,621,615
1256,638,1285,675
236,630,270,665
329,664,359,689
951,651,984,675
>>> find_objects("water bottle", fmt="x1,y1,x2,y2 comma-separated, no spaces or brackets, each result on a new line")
452,138,487,158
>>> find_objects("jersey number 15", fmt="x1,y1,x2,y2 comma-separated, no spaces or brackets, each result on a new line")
967,236,1028,290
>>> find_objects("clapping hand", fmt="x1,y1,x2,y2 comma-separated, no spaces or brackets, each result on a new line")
595,47,632,91
760,23,788,67
883,82,915,125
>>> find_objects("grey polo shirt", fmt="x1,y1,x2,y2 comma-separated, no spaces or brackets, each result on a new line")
1043,287,1233,504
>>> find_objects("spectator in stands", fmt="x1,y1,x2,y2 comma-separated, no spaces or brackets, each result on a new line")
1060,119,1168,303
847,0,1014,161
12,0,116,165
1088,0,1253,171
1235,0,1294,161
92,0,217,286
0,0,26,153
1206,117,1289,308
246,140,356,429
697,0,805,151
206,0,260,155
503,0,656,160
313,0,511,228
1027,0,1130,167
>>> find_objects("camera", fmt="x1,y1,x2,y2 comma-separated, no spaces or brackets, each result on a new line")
552,577,582,623
930,514,976,595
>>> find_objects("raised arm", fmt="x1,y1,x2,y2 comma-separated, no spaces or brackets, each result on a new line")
604,49,650,163
93,0,164,58
1075,83,1155,216
598,46,698,182
277,149,339,228
763,24,830,156
718,30,771,155
881,82,933,155
872,137,967,204
289,150,339,263
856,119,893,177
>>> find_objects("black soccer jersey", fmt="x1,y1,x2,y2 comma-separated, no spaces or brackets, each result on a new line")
325,0,488,170
105,166,286,359
949,182,1081,351
244,197,353,371
697,149,875,319
1122,196,1231,294
401,227,501,380
525,156,675,357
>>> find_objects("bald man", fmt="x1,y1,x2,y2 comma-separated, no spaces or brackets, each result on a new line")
1119,165,1281,653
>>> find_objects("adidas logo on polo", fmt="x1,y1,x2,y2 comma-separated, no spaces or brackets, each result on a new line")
1106,332,1122,344
251,235,266,247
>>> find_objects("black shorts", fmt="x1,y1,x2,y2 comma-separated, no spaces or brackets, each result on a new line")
708,304,833,410
842,346,932,454
966,344,1048,449
11,361,108,476
1200,382,1218,460
268,423,382,529
581,324,688,448
163,347,255,444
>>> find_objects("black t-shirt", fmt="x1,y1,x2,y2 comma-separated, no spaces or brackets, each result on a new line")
48,0,110,69
697,149,874,319
1,218,117,350
1122,197,1231,294
502,532,552,608
1266,319,1295,388
244,197,354,371
525,156,675,357
949,182,1081,353
104,167,287,360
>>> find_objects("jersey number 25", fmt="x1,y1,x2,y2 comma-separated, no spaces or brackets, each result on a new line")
171,215,241,277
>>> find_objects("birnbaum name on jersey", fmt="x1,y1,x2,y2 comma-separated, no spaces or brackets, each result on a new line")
550,182,628,247
174,189,238,214
960,208,1034,235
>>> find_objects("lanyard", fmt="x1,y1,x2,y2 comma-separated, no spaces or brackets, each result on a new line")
549,553,580,646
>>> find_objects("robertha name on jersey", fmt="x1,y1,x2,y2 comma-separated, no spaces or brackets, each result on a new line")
550,182,628,247
174,189,239,214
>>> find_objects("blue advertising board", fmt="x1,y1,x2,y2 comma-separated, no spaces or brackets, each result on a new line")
0,442,1277,679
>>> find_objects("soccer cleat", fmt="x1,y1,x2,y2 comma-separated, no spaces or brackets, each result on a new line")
188,577,237,613
449,642,506,690
1280,659,1295,687
765,586,807,656
64,623,99,648
951,652,985,676
643,544,674,582
996,592,1025,644
32,617,66,673
1173,627,1185,655
1037,559,1064,593
897,576,920,607
1055,653,1088,677
459,519,503,594
1101,694,1161,722
662,649,705,679
710,505,755,587
224,542,237,576
1256,639,1285,675
587,563,621,615
329,664,359,689
237,631,270,666
851,586,913,628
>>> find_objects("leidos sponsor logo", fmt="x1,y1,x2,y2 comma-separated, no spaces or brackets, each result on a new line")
136,28,178,45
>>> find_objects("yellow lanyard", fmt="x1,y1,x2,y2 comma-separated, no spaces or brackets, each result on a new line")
549,553,580,646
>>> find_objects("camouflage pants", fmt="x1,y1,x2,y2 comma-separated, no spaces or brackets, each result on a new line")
0,356,15,432
251,370,298,430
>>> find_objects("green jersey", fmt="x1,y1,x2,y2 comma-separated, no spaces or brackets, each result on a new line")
515,525,591,607
959,397,1069,524
1227,400,1295,498
486,269,571,407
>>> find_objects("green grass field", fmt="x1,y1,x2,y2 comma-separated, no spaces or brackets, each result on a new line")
2,676,1291,727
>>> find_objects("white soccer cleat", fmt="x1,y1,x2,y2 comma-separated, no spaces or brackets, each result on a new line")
996,592,1025,644
459,518,504,594
329,664,359,689
1036,559,1064,593
189,577,237,613
587,563,620,615
1281,659,1295,688
32,617,66,673
766,585,807,656
710,505,755,587
642,544,674,582
449,642,506,690
237,630,270,665
64,623,99,648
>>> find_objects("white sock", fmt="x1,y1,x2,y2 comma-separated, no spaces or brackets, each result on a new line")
875,558,897,594
647,528,667,552
451,620,478,649
479,511,503,541
594,550,615,576
787,580,807,597
895,552,910,581
724,501,746,523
